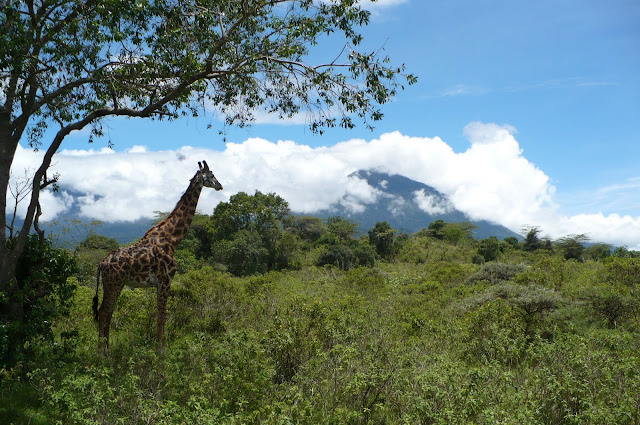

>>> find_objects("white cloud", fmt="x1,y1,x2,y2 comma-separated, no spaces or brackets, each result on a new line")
413,189,451,215
388,196,407,216
128,145,148,153
9,122,640,249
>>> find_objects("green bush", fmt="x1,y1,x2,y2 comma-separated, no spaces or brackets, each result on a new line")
467,262,526,285
317,244,355,270
342,266,386,289
467,283,562,340
586,285,637,329
599,256,640,287
463,299,527,365
0,235,77,368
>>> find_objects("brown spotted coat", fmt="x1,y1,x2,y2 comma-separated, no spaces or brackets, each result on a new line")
93,161,222,351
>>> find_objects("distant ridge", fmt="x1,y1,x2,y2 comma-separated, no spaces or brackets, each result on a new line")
39,169,520,247
309,169,521,240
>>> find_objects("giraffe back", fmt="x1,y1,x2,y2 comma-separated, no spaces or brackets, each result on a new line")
99,240,176,289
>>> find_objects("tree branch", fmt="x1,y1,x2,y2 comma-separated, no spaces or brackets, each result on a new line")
38,0,99,46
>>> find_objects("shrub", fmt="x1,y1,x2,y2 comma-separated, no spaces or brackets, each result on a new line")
599,256,640,287
467,263,526,285
463,299,527,365
467,283,562,339
427,261,476,286
174,248,199,273
342,267,386,289
586,285,636,329
317,244,355,270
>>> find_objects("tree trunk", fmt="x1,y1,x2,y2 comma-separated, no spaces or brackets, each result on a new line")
0,113,20,290
0,115,26,363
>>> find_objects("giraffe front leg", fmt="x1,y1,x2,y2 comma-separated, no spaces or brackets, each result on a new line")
156,280,170,352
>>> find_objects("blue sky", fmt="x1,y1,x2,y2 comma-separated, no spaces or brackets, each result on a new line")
64,0,639,190
18,0,640,245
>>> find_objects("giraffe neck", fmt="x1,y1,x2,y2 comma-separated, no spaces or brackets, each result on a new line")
142,175,203,247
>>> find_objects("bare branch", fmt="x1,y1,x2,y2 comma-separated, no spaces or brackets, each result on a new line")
6,169,33,239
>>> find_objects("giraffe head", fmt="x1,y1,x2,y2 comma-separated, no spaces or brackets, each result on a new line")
197,161,223,190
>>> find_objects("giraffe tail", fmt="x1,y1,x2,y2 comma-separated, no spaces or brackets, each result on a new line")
93,265,101,322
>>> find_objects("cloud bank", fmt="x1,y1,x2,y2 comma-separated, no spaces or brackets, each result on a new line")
8,122,640,249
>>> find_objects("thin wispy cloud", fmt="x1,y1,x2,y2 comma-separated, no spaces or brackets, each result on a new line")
429,84,491,98
559,177,640,216
506,77,619,93
430,77,617,99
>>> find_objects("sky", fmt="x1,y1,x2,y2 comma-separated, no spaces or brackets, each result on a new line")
10,0,640,247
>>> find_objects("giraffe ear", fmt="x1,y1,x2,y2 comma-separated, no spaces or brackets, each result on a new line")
198,162,203,171
202,160,210,171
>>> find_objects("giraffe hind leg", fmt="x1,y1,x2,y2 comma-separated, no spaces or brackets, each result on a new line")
97,278,124,352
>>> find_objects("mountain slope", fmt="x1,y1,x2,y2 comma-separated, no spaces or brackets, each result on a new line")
310,170,521,239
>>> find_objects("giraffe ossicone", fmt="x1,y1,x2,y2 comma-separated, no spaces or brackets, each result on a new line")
93,160,222,352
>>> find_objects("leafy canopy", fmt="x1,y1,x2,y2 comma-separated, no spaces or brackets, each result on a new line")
2,0,416,146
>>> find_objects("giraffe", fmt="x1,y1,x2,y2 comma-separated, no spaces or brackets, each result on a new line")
93,160,222,351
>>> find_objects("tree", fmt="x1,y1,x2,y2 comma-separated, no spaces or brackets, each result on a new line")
77,234,119,252
555,234,589,261
317,244,355,271
472,283,562,339
612,246,640,258
522,226,543,252
0,1,415,296
503,236,519,249
442,222,476,245
425,220,475,245
210,191,289,237
368,221,396,260
210,191,290,273
284,215,326,243
584,243,612,261
222,229,269,276
587,286,636,329
426,219,446,240
325,216,358,243
477,236,501,263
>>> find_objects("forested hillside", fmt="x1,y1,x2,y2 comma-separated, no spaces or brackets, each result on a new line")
1,192,639,424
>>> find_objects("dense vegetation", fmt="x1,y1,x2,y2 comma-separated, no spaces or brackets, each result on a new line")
2,192,640,424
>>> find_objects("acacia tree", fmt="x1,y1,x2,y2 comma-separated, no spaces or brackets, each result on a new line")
0,1,415,286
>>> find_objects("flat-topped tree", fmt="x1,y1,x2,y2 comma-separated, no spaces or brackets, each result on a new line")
93,161,222,351
0,2,415,315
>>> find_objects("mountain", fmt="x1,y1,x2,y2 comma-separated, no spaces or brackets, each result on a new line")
310,170,521,240
38,169,520,247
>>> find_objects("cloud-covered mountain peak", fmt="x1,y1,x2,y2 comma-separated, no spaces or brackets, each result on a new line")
349,169,442,198
346,169,454,216
317,169,519,239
